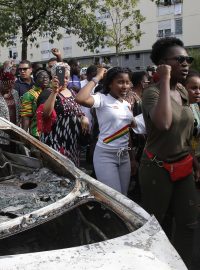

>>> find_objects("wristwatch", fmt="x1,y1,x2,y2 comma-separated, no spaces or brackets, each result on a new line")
91,77,99,85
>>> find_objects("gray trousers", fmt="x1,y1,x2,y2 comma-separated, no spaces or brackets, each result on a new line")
93,145,131,195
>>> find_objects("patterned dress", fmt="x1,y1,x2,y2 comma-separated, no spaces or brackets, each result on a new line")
39,90,84,166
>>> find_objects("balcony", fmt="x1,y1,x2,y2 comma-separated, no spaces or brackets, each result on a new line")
157,0,182,6
157,0,182,16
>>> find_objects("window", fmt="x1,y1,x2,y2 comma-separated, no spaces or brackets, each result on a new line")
157,0,183,17
41,41,52,60
13,52,18,59
125,54,129,60
158,20,172,37
94,57,100,65
175,18,182,34
63,36,72,57
157,0,182,5
135,38,140,46
172,0,183,3
165,29,172,36
158,29,163,37
137,24,140,30
157,29,172,37
9,50,12,58
103,56,111,63
135,53,140,60
157,0,172,6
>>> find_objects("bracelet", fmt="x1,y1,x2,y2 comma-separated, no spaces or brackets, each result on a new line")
91,77,99,85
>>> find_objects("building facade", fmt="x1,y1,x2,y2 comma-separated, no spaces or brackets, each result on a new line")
0,0,199,70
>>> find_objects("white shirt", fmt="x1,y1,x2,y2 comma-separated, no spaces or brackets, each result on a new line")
80,79,88,88
92,93,134,149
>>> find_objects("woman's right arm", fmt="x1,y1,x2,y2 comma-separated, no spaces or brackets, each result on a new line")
43,77,61,118
75,68,106,108
149,64,172,130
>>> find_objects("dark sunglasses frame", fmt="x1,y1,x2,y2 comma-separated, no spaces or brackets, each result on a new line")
18,67,30,71
165,55,194,64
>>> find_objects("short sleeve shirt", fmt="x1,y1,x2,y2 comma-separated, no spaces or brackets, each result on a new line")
142,84,194,162
20,86,42,138
92,93,134,149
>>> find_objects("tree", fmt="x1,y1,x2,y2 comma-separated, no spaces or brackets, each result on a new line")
188,48,200,72
0,0,105,60
97,0,145,65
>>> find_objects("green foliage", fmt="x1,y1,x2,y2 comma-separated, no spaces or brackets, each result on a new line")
188,48,200,72
97,0,145,64
0,0,105,59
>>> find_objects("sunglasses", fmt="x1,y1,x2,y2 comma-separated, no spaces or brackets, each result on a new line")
19,67,30,71
165,56,194,65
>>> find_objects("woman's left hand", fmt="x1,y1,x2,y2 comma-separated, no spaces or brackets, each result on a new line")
81,116,90,134
130,158,139,176
194,165,200,182
193,156,200,182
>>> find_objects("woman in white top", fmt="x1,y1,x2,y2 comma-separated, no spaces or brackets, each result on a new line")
75,67,135,195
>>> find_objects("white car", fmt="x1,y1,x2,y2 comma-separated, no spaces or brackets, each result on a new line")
0,118,186,270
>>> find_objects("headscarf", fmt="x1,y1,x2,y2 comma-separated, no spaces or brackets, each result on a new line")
0,72,15,85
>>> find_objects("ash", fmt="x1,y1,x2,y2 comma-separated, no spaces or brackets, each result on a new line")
0,168,75,223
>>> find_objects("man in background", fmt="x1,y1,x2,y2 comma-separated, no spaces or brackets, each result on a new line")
68,59,81,93
14,60,34,98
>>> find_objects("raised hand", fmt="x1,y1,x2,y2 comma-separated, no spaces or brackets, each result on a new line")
52,76,63,93
156,64,171,80
51,48,61,58
96,67,107,81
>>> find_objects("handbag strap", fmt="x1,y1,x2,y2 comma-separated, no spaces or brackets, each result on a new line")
144,148,154,159
144,148,163,167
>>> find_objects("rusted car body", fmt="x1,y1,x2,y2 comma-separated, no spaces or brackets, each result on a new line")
0,117,186,269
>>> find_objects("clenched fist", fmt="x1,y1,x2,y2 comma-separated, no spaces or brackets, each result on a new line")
156,64,171,80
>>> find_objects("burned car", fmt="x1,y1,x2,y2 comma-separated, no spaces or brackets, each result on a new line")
0,117,186,269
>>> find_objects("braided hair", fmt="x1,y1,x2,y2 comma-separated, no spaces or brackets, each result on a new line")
103,66,132,94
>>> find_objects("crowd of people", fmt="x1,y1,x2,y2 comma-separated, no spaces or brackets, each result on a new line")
0,37,200,268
